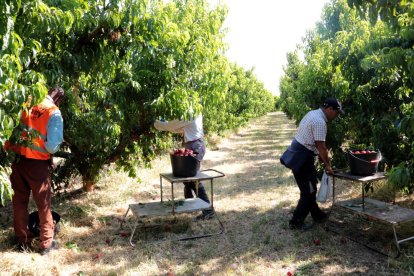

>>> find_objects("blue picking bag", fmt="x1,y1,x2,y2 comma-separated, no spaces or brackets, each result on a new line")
280,139,314,173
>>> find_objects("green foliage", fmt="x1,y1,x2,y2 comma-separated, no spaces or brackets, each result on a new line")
388,163,412,193
280,0,414,191
0,164,13,206
273,95,281,111
0,0,274,199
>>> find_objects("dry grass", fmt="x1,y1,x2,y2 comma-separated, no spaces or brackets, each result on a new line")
1,112,414,275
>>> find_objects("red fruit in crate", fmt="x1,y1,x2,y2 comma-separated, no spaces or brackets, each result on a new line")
287,272,293,276
360,150,367,154
353,151,361,154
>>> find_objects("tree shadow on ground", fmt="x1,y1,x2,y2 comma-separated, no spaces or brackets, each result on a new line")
67,205,403,275
26,202,398,275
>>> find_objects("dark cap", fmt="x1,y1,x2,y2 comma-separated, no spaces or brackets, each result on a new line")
48,86,64,98
323,97,344,115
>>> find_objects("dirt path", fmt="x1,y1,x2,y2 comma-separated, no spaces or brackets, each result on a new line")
145,111,405,276
180,111,407,275
0,112,409,275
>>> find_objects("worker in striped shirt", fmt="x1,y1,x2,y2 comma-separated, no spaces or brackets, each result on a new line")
280,98,344,230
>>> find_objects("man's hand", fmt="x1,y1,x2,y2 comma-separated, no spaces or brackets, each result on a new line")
315,141,333,174
325,164,334,175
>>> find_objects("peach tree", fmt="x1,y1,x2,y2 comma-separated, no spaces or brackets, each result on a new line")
346,0,414,191
1,0,274,200
280,0,414,190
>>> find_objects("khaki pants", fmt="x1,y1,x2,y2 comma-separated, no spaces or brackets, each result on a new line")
11,156,54,249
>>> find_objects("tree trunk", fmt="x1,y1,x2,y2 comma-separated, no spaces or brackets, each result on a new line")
82,179,95,192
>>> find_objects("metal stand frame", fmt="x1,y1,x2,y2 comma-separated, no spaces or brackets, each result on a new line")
120,169,225,246
329,172,414,257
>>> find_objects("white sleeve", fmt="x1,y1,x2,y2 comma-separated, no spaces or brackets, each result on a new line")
154,120,189,133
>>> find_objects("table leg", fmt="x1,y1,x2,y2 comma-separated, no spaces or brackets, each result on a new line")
171,182,175,215
210,179,214,208
119,206,131,230
119,207,139,247
160,175,163,203
393,186,396,205
392,225,401,258
129,220,139,247
362,183,365,211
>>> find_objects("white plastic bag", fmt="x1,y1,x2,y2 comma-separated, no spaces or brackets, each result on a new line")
316,172,333,203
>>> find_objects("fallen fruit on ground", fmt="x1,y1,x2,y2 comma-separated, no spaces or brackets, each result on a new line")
164,224,172,232
119,231,129,237
93,253,104,260
313,239,321,245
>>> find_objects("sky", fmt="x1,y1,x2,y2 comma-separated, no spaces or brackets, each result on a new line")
208,0,331,95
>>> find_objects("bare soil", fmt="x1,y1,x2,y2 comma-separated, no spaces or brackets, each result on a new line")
0,112,413,275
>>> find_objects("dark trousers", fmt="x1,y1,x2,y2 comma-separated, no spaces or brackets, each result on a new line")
10,156,54,249
291,156,324,223
183,139,213,214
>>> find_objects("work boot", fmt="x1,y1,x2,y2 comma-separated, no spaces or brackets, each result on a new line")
40,240,59,255
313,212,329,224
289,219,313,231
193,211,215,221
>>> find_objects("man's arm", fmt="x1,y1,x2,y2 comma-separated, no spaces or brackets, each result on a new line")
45,112,63,154
154,120,189,133
315,140,333,175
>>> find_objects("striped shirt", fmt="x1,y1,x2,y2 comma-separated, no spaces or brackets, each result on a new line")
295,108,328,154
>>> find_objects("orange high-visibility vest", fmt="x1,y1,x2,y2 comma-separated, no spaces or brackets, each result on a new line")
9,98,59,160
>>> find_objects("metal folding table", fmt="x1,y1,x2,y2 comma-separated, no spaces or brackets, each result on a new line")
120,169,225,246
330,172,414,257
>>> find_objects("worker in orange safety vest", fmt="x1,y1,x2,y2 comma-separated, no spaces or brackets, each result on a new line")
5,86,65,254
